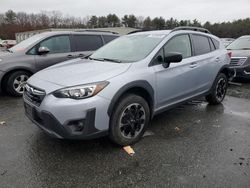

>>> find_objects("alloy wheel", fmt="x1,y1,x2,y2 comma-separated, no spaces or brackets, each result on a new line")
13,75,29,94
215,77,227,102
119,103,146,139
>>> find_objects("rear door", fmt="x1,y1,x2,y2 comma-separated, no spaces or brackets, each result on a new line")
34,35,73,70
71,34,104,58
190,34,217,92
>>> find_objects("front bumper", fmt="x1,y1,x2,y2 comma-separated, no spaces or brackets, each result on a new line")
23,93,111,139
232,65,250,79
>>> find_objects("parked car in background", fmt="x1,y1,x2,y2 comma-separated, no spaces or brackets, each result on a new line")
24,27,233,146
0,31,119,96
0,40,17,48
227,35,250,80
0,40,6,47
221,38,235,47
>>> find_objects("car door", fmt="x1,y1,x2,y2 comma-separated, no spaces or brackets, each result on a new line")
71,34,104,58
190,34,216,92
151,34,201,109
34,35,73,71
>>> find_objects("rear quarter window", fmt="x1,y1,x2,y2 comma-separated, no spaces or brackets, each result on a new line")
211,38,220,49
73,35,103,51
192,35,211,55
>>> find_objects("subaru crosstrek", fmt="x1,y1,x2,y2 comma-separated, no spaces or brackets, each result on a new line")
23,27,233,146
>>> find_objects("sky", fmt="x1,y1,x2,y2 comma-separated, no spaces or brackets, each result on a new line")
0,0,250,23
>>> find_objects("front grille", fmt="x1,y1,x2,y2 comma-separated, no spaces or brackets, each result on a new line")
230,57,247,66
24,84,45,106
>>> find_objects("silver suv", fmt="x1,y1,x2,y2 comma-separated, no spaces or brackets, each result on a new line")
23,27,233,146
0,31,119,96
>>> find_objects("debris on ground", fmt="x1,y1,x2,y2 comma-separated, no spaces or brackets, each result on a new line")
123,146,135,156
175,127,181,132
194,120,201,124
212,124,221,128
0,121,6,126
143,130,155,137
0,170,7,176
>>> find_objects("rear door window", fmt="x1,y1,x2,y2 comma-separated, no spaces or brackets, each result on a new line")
103,35,119,44
192,35,211,55
39,35,71,54
73,35,103,51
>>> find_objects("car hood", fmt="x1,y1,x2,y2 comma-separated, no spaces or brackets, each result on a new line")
29,58,131,90
228,49,250,57
0,51,25,63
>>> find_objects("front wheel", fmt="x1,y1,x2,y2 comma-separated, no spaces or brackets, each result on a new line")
5,71,31,97
206,73,228,105
109,94,150,146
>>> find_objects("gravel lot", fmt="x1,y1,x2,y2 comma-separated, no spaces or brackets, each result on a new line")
0,82,249,188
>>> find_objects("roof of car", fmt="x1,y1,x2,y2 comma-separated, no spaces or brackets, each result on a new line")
129,27,213,37
239,35,250,39
39,30,120,37
130,30,171,36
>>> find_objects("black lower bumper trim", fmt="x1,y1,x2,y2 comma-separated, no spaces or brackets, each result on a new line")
24,103,107,139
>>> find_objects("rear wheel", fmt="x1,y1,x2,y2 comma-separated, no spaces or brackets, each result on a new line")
109,94,150,146
206,73,228,105
5,71,30,97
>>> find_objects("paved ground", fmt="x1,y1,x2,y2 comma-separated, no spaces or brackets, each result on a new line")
0,84,250,188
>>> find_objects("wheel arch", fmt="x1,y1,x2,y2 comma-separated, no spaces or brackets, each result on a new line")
1,68,34,92
107,80,155,119
218,64,235,80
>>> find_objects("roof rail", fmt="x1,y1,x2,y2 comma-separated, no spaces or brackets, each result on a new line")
75,29,119,34
171,26,211,34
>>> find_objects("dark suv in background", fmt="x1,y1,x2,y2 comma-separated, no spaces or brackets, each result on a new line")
0,31,119,96
227,35,250,80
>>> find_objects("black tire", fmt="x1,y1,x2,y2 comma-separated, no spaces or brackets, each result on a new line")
5,71,31,97
206,73,228,105
109,94,150,146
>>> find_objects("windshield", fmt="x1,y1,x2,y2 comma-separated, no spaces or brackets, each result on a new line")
9,34,46,52
90,34,165,63
227,37,250,50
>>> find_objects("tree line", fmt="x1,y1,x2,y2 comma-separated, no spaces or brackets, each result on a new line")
0,10,250,40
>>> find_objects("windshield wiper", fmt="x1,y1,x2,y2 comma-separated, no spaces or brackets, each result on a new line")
88,57,104,61
102,58,122,63
89,57,121,63
239,48,250,50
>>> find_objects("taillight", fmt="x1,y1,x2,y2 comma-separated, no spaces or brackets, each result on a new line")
227,52,232,58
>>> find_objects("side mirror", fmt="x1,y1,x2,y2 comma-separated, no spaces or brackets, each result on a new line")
38,46,50,55
163,52,183,68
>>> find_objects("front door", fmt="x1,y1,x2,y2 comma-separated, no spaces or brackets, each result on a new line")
35,35,74,71
152,34,200,109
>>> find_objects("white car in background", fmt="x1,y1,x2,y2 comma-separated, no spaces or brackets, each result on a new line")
0,40,17,48
221,38,235,47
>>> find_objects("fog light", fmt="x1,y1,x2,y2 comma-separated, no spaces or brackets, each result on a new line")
67,120,85,133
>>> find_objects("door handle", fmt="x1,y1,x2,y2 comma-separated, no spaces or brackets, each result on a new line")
190,62,198,68
78,54,85,57
215,58,220,62
67,55,74,58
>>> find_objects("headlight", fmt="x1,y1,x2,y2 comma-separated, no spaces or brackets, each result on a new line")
53,81,109,99
0,59,2,62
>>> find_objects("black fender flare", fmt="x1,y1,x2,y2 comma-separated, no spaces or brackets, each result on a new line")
107,80,155,117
